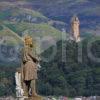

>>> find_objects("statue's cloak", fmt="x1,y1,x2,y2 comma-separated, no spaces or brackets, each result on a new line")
21,46,38,81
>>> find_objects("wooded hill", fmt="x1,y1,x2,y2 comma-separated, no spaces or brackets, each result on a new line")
0,38,100,97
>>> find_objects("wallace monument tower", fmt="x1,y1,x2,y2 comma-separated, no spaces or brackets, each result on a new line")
71,15,80,42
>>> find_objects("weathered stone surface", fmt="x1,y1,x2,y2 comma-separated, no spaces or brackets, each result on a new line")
24,96,43,100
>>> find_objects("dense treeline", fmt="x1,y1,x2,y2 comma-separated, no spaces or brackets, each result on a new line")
0,38,100,97
38,38,100,97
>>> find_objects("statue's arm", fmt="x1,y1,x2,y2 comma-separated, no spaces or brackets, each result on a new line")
22,47,28,63
28,50,39,63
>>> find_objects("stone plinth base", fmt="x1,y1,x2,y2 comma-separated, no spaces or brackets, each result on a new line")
24,95,43,100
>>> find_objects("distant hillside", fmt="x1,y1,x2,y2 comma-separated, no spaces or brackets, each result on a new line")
2,0,98,35
0,4,66,66
0,0,100,35
0,25,23,66
0,0,99,97
0,4,47,21
0,25,22,45
0,3,67,31
3,21,62,40
0,5,64,40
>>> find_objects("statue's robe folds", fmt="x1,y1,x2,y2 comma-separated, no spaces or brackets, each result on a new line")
21,46,38,81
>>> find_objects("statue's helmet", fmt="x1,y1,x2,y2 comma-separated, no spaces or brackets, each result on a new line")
24,35,33,46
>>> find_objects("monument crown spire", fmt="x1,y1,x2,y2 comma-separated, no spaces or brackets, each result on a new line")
71,15,80,42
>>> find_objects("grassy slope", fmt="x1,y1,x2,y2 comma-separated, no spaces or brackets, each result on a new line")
3,21,62,40
3,21,62,53
0,3,64,47
0,3,68,57
0,25,22,45
0,5,62,41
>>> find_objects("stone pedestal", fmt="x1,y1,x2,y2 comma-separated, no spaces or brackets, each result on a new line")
15,71,24,98
24,95,43,100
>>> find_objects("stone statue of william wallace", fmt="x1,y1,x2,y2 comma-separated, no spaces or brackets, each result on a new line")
21,35,39,97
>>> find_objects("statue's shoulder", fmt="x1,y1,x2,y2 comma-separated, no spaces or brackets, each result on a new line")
22,46,28,51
